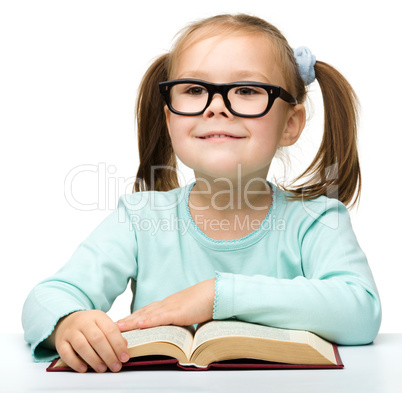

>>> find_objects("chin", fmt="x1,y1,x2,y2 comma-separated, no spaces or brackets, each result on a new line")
193,163,248,182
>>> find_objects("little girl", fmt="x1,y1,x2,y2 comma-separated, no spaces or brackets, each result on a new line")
22,14,381,373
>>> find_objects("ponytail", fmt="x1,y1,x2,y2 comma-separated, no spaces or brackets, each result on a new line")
283,61,361,208
133,54,179,192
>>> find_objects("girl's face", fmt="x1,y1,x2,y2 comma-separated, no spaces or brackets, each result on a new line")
165,33,304,184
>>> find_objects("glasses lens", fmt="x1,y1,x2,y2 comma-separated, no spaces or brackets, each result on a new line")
170,83,208,114
228,85,269,116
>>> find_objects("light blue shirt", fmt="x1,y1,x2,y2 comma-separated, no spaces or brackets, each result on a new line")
22,182,381,362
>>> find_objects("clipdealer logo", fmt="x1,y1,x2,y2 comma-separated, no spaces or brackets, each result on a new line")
63,162,340,230
64,163,136,211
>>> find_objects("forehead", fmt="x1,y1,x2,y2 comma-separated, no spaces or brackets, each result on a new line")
172,33,284,84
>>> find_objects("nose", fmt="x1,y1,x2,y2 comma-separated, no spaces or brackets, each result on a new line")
203,93,232,119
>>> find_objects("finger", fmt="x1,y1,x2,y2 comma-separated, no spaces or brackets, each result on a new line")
126,308,175,331
99,321,130,364
70,332,108,373
117,312,153,331
136,311,175,329
85,327,122,372
57,341,88,373
116,303,163,331
116,310,145,331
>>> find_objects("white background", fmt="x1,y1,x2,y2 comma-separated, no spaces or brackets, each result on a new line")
1,0,401,335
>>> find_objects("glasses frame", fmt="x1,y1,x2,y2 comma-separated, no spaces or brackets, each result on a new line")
159,78,298,119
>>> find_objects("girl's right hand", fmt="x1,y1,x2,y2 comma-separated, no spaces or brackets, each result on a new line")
53,310,130,373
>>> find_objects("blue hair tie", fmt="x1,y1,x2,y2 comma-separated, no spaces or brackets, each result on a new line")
293,47,316,85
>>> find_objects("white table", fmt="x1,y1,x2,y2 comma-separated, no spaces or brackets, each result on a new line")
0,333,400,393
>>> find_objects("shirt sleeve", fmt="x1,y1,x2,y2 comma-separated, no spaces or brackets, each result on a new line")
213,199,381,345
22,197,138,362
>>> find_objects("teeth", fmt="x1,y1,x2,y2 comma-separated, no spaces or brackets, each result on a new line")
204,134,232,138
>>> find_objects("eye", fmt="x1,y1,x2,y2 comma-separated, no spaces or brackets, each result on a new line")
184,85,207,95
235,87,260,95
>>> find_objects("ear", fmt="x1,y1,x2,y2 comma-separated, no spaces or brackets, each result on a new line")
164,105,172,137
279,104,306,147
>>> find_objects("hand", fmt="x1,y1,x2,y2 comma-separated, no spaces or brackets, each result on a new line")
116,278,216,331
52,310,130,373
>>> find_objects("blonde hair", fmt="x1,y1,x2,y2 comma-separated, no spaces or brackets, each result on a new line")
134,14,361,208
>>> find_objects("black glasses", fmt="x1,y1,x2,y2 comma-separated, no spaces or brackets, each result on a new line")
159,79,297,118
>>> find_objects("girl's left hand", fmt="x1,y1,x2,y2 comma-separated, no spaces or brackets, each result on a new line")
116,278,216,331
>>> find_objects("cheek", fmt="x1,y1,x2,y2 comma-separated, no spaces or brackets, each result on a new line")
258,105,289,139
247,116,283,145
168,116,195,142
167,116,197,160
241,115,286,164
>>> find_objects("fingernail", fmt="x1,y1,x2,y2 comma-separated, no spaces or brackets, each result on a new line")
97,363,107,373
117,321,125,327
120,353,129,362
111,362,122,372
78,364,87,373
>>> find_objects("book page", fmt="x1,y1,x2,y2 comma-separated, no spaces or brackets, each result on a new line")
122,325,194,358
307,330,337,364
192,320,308,354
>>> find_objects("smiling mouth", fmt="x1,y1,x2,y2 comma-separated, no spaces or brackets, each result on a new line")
198,134,245,139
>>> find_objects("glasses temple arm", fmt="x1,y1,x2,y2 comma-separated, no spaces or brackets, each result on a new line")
279,88,298,105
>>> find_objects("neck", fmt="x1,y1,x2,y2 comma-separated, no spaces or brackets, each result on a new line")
190,171,272,214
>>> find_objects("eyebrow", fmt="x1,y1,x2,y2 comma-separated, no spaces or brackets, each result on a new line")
176,70,272,83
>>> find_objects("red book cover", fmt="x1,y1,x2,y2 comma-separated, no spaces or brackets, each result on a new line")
46,344,343,372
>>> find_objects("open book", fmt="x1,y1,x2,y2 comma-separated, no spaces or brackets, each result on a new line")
47,320,343,371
